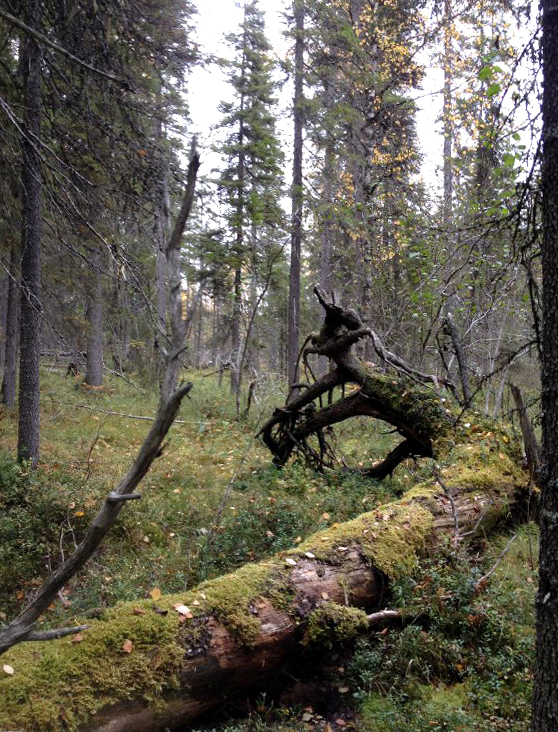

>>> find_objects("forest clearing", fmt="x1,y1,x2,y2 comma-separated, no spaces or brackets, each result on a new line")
0,0,556,730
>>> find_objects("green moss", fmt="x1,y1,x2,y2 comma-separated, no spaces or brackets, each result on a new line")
186,562,273,644
302,602,370,649
419,682,469,714
0,601,182,732
360,366,453,451
294,501,434,580
0,562,282,732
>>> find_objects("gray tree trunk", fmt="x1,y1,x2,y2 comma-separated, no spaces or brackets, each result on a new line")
532,4,558,729
287,0,304,391
1,242,20,406
17,0,42,467
85,245,104,387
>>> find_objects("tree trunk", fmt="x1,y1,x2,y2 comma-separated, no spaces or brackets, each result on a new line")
0,436,527,732
1,241,20,407
84,245,104,388
510,383,540,486
287,0,304,390
532,5,558,731
17,0,42,467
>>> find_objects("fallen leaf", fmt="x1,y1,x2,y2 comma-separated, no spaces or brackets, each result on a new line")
322,512,330,520
192,600,200,606
133,608,146,616
122,639,134,654
321,592,329,600
174,604,193,618
71,632,84,643
150,588,162,601
335,719,346,727
285,558,297,566
2,664,14,675
302,712,314,722
305,551,316,559
338,686,349,693
142,536,150,544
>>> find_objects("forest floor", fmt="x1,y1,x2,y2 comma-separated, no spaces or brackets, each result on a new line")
0,368,536,732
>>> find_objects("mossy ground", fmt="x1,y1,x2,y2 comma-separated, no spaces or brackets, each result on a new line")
0,368,534,732
0,368,402,622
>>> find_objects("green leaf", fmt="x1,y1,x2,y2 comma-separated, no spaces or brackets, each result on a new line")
478,65,492,81
486,82,501,97
503,152,515,168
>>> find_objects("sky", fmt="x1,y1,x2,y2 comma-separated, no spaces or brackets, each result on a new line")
185,0,537,197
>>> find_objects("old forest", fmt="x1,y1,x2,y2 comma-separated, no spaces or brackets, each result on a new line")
0,0,552,731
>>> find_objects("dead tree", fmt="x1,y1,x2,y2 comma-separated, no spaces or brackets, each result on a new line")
0,421,528,732
0,147,200,658
260,287,453,478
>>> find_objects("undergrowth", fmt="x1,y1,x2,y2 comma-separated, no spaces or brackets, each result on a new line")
0,368,400,622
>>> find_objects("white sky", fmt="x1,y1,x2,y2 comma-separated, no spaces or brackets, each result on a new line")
186,0,537,198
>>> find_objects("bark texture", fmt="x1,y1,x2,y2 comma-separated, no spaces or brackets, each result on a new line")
17,0,42,466
287,0,304,389
1,242,20,407
85,245,104,388
0,432,527,732
532,4,558,731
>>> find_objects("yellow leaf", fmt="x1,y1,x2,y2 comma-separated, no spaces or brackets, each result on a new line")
149,588,162,601
122,639,134,654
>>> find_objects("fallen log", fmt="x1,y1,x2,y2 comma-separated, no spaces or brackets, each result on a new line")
0,426,527,732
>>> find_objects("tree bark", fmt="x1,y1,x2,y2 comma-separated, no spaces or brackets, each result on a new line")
0,437,527,732
85,245,104,387
17,0,42,467
510,383,540,486
532,4,558,731
287,0,304,390
1,241,20,407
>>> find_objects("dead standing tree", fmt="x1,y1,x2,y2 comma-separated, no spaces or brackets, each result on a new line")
0,147,201,657
260,287,454,479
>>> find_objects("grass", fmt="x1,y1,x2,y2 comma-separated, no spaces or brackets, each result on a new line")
0,367,402,623
0,368,536,732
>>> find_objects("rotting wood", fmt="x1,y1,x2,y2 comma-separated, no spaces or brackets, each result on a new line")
0,426,528,732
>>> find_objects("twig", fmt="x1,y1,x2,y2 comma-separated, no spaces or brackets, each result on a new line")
22,625,88,642
434,467,460,542
367,609,399,624
475,534,517,592
49,400,189,424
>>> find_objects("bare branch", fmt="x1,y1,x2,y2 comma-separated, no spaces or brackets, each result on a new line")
0,9,124,84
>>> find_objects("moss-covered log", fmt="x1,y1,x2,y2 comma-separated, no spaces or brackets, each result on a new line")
0,427,527,732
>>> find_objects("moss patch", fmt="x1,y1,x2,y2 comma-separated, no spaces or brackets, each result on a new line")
360,366,453,451
294,501,434,580
302,602,370,649
0,601,182,732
